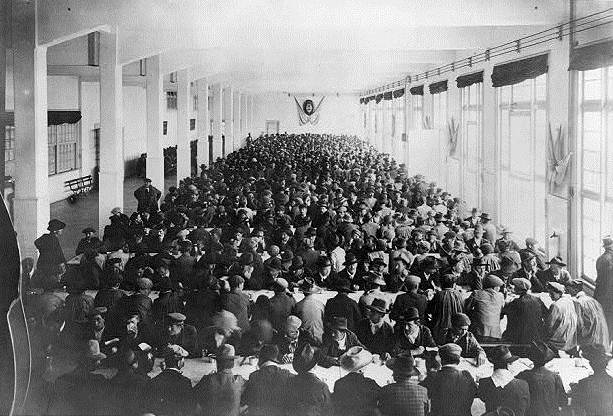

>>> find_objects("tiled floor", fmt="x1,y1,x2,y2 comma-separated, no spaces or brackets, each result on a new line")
50,175,176,256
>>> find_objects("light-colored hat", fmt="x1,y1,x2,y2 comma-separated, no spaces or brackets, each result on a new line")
340,346,373,373
212,310,240,332
286,315,302,333
511,278,531,292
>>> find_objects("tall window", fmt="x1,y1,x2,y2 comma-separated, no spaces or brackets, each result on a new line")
167,91,177,109
48,122,81,175
578,66,613,280
497,74,547,244
412,95,423,129
4,126,15,162
431,90,448,129
395,97,405,139
461,82,483,208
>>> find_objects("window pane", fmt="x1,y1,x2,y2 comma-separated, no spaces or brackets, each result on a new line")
512,81,531,103
509,114,532,176
584,79,602,101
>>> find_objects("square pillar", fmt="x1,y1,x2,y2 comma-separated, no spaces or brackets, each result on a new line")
233,90,241,151
98,30,124,234
223,85,233,156
196,79,209,171
12,0,50,260
211,83,223,161
145,55,164,190
481,62,498,222
176,69,190,182
240,93,247,142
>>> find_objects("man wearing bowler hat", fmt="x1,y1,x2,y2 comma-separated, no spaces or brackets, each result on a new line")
134,177,161,213
320,316,364,367
377,354,429,416
420,343,477,416
34,219,67,275
194,344,246,416
356,298,395,357
332,346,380,416
391,307,435,357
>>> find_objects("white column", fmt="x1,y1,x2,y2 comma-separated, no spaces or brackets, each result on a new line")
176,69,190,183
233,90,241,151
12,0,49,259
240,93,247,141
196,79,209,171
145,55,164,190
98,30,124,233
223,86,233,156
211,83,223,161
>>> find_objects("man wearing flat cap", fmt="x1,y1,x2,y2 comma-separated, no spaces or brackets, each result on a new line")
134,177,161,213
420,343,477,416
154,312,199,357
595,235,613,341
465,275,506,342
34,219,66,275
502,278,547,344
332,346,380,416
75,226,102,256
145,344,195,416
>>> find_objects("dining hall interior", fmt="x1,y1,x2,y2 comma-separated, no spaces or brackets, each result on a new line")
1,1,613,415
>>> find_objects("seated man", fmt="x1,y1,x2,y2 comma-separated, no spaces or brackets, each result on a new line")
273,315,310,364
319,316,364,368
391,307,435,357
355,298,394,358
154,312,199,357
440,313,487,366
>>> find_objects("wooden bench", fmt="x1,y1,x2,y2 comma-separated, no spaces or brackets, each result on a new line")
64,174,93,202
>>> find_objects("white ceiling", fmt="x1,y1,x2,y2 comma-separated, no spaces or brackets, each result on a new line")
37,0,572,94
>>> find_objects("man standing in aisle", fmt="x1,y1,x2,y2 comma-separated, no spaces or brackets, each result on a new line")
34,219,66,275
595,235,613,344
134,177,161,213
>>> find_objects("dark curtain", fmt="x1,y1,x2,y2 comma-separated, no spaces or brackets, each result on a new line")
359,98,365,104
456,71,484,89
491,54,548,88
47,111,82,126
393,88,405,98
409,85,424,96
383,91,393,101
375,93,384,103
569,40,613,71
428,80,448,95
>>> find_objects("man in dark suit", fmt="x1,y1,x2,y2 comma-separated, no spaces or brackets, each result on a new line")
390,275,427,323
34,219,66,275
336,253,360,288
154,312,199,357
391,307,435,357
243,344,294,416
134,177,161,213
109,349,150,415
421,343,477,416
355,298,394,357
268,278,296,332
144,344,195,416
324,278,362,332
75,226,102,256
502,278,547,344
171,240,196,288
595,235,613,342
333,346,381,416
193,344,246,416
221,275,251,332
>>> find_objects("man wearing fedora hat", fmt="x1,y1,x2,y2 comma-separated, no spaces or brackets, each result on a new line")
420,343,477,416
571,344,613,416
285,343,332,416
391,307,435,357
324,278,362,332
377,354,429,416
355,298,395,357
336,252,361,288
595,235,613,341
194,344,246,416
294,279,326,345
51,339,111,415
513,250,546,292
243,344,294,416
478,346,530,416
536,256,572,289
502,278,547,344
516,341,567,416
34,219,67,275
332,346,381,416
320,316,364,368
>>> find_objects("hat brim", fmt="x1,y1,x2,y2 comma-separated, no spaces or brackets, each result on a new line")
86,352,107,361
385,359,420,376
366,305,388,314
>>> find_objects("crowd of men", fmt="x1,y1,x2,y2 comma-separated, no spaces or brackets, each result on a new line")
27,134,613,415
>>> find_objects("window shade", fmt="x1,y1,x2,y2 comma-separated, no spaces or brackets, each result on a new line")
409,85,424,96
359,98,365,104
375,93,384,103
569,40,613,71
383,91,393,101
428,80,448,95
456,71,484,89
393,88,405,99
47,111,82,126
491,54,548,88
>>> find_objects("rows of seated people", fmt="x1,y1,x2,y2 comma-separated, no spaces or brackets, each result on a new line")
26,133,612,416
